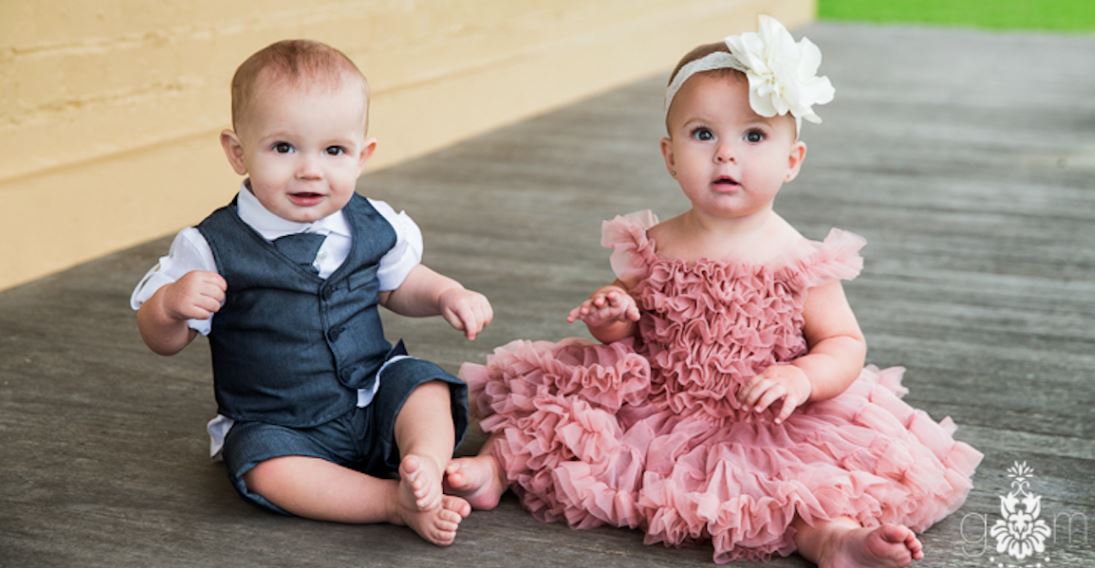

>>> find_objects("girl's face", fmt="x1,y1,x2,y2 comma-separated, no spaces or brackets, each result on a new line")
661,72,806,221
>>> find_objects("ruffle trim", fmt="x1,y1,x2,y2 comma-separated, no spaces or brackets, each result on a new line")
796,229,867,288
463,338,983,564
602,210,659,282
600,209,867,288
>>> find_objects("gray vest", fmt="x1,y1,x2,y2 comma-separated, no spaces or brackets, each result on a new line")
196,194,397,427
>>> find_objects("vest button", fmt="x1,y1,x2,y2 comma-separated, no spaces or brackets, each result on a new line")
322,286,334,300
327,327,342,342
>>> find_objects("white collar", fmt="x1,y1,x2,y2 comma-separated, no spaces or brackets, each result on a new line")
235,181,351,241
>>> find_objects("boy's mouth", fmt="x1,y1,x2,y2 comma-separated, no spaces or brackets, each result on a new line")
288,192,325,206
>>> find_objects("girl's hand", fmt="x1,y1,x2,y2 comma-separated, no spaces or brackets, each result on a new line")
566,285,640,327
162,271,227,321
438,287,493,340
738,364,812,424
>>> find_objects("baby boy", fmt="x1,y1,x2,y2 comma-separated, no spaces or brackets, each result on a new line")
131,39,491,545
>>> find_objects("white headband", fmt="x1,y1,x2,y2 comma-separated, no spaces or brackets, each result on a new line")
664,15,835,135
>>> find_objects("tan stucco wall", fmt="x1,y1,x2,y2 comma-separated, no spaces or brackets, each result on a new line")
0,0,814,291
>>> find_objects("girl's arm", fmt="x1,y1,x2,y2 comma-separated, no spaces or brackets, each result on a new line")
568,279,640,343
793,280,867,402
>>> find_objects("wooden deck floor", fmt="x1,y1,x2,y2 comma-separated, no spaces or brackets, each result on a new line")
2,22,1093,567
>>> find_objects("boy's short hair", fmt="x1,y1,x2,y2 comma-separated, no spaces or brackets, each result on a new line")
231,39,370,132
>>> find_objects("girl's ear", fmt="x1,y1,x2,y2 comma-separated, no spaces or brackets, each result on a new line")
356,137,378,176
660,137,677,178
784,140,807,182
220,130,248,175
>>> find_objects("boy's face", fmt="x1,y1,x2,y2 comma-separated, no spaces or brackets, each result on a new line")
220,74,375,223
660,73,805,220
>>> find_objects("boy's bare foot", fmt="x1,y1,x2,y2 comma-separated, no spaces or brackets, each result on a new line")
443,455,507,510
399,454,443,511
389,493,471,546
817,523,923,568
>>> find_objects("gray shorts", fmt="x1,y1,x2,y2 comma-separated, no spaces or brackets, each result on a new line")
221,356,468,514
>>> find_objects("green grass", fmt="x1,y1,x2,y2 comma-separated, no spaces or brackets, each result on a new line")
819,0,1095,32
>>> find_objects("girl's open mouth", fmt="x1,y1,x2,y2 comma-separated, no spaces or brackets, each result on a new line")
711,176,741,191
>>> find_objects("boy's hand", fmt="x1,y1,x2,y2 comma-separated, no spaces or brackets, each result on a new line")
566,285,640,327
738,364,812,424
161,271,227,322
438,287,493,340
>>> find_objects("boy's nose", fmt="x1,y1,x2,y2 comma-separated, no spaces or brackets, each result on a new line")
295,155,323,179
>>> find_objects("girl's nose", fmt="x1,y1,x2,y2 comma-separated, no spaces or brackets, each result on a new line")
714,142,736,164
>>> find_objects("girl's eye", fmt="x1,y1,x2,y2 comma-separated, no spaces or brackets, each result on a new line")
690,127,714,142
273,142,294,154
744,130,765,143
325,146,346,156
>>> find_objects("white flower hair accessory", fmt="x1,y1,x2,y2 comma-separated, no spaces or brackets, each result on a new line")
665,15,835,134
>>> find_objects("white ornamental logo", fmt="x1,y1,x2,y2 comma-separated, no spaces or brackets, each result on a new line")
990,461,1052,563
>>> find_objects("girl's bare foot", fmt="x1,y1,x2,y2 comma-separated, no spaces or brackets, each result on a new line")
399,454,443,511
443,455,507,510
818,523,923,568
389,492,471,546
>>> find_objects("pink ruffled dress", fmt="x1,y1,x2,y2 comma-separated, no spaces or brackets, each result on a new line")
461,211,982,564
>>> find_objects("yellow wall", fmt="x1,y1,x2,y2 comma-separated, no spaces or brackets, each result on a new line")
0,0,814,291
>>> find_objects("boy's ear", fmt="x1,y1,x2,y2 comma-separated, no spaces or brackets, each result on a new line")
659,137,677,178
220,129,248,175
356,137,378,175
784,140,807,183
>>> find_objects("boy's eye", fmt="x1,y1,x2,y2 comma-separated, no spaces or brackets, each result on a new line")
690,127,714,141
273,142,294,154
325,146,346,156
744,129,765,143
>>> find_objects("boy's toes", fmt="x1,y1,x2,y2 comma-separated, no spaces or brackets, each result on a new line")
396,497,465,547
398,454,443,512
401,454,422,476
442,495,472,519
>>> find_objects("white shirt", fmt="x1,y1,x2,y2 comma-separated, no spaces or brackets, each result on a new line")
130,184,423,333
130,184,423,458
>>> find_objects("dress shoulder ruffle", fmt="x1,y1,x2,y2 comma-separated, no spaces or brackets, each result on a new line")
796,228,867,288
601,210,658,282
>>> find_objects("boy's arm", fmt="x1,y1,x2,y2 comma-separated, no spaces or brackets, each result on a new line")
379,264,460,316
137,271,226,356
137,287,198,356
379,264,492,339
